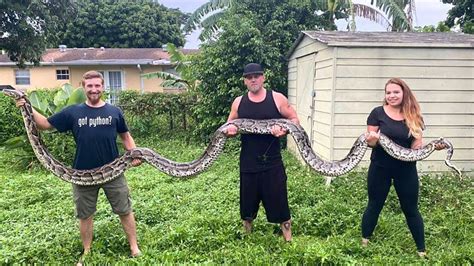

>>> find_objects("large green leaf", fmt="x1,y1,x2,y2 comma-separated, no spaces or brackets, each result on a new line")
142,71,181,80
182,0,232,38
28,91,52,116
1,135,28,150
66,88,86,106
53,83,74,107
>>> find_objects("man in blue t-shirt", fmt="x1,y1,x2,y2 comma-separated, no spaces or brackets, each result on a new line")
16,71,142,262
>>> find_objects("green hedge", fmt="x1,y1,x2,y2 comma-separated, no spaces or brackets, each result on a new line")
0,89,75,168
118,90,197,139
0,94,24,143
2,89,201,168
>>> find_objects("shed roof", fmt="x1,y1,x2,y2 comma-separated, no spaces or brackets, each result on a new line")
288,31,474,57
0,47,199,66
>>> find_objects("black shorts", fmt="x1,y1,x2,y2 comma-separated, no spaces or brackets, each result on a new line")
240,164,291,223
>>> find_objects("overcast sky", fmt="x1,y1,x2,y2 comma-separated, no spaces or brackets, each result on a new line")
158,0,453,48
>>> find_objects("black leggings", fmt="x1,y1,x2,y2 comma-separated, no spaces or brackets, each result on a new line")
361,163,425,251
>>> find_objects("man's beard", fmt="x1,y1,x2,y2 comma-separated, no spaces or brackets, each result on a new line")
248,85,261,93
87,92,102,105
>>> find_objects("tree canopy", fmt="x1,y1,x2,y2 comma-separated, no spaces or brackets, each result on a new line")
59,0,186,48
191,0,334,137
0,0,76,67
442,0,473,34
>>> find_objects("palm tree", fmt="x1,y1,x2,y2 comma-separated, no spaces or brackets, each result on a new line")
316,0,416,31
183,0,415,37
182,0,232,41
369,0,415,31
141,43,198,90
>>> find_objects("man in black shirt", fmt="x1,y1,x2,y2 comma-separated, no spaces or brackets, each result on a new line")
225,63,299,241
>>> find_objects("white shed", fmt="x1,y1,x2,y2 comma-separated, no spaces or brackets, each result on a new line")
287,31,473,175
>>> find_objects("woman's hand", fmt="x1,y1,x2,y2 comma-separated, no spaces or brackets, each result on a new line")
434,143,447,150
365,131,380,147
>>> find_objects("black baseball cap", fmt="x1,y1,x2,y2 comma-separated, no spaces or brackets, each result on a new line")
243,63,264,77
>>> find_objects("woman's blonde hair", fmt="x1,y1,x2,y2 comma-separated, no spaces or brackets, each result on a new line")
384,78,424,138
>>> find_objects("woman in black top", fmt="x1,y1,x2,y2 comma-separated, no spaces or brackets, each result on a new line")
362,78,445,258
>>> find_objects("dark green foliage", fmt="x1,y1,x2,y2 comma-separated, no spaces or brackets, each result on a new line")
414,22,451,32
0,87,83,168
0,95,24,143
59,0,185,48
0,0,76,67
191,0,334,137
0,136,472,264
118,91,197,139
442,0,473,34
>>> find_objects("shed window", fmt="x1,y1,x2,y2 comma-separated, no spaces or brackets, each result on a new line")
56,69,70,80
15,69,30,85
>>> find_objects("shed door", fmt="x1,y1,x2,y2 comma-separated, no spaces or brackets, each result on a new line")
296,54,315,142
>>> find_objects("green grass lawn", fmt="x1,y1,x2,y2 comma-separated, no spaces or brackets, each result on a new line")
0,137,472,264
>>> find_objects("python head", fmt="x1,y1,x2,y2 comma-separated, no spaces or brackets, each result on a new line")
1,87,25,100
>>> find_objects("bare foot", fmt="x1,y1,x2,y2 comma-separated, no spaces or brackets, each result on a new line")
242,220,252,233
76,249,90,266
281,220,292,242
131,250,142,258
361,238,369,247
418,251,427,258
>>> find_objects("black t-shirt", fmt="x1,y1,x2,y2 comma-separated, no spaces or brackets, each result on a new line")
367,106,416,168
237,90,283,173
48,103,128,170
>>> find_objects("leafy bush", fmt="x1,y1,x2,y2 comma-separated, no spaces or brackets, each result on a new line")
0,94,24,143
191,0,334,137
0,85,84,168
118,90,197,139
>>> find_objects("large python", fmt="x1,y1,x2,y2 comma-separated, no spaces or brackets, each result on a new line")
2,88,462,186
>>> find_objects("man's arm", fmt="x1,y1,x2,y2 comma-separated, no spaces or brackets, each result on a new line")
227,96,241,122
119,131,141,166
273,92,299,125
119,132,137,151
16,98,53,130
224,96,241,137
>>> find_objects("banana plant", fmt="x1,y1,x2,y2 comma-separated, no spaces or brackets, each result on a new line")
182,0,232,41
141,43,199,91
184,0,412,36
1,84,85,168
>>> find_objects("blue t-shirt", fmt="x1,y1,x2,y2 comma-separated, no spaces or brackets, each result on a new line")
48,103,129,170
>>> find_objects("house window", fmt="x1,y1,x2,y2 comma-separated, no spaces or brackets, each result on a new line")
15,69,30,85
99,70,123,105
56,69,70,80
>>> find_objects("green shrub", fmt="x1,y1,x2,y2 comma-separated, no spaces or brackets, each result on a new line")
1,86,82,168
118,91,197,139
0,94,24,143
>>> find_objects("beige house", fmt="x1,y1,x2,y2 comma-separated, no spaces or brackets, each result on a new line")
0,46,198,104
287,31,473,175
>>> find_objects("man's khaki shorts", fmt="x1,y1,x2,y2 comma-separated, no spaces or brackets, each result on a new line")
72,174,132,219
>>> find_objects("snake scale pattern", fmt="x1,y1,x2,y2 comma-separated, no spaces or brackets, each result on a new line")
2,88,462,186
